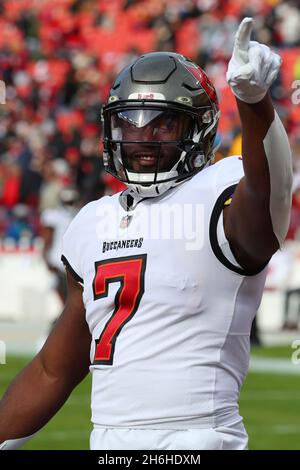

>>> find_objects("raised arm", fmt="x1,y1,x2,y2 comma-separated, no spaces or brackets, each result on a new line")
224,18,293,271
0,271,91,449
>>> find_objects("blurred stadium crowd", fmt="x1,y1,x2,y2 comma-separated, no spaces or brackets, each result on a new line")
1,0,300,245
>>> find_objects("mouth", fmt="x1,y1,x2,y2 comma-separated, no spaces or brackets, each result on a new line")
132,153,158,167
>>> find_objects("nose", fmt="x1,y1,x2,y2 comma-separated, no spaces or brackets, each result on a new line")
143,123,156,140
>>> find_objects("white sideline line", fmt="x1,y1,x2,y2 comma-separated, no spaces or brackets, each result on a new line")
33,430,89,441
247,425,300,435
249,357,300,375
241,390,300,400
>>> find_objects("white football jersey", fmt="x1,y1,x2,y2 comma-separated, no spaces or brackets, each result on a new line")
61,156,268,429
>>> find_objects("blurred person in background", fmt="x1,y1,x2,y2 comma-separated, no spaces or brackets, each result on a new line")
0,160,21,209
41,187,79,304
282,182,300,330
39,159,71,213
4,204,35,244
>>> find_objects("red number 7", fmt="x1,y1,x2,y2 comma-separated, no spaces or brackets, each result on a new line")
92,254,147,365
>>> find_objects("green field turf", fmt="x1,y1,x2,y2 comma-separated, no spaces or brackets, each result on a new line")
1,346,299,450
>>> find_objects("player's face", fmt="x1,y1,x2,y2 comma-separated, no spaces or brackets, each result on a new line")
111,110,192,173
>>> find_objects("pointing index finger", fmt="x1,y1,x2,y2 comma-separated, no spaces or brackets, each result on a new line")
234,17,253,53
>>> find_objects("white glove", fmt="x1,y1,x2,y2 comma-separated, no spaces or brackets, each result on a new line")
226,17,282,104
0,433,36,449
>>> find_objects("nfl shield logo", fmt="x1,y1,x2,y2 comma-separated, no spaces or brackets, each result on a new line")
120,215,133,228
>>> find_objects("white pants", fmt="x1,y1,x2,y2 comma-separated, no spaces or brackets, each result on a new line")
90,421,248,450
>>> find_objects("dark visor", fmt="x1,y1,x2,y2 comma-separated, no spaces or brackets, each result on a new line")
111,109,194,142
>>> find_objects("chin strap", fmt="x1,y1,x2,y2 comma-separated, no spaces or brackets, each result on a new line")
119,188,146,211
119,175,188,212
126,174,189,200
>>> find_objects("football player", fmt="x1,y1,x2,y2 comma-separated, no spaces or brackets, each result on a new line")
0,18,292,450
